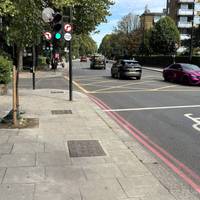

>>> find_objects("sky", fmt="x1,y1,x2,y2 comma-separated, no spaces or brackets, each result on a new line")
92,0,166,47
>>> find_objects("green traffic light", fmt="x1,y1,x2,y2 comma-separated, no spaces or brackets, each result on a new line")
55,33,61,40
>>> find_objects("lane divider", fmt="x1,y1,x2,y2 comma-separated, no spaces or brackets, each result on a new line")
89,94,200,194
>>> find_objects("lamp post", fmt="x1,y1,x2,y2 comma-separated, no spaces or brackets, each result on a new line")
189,0,195,63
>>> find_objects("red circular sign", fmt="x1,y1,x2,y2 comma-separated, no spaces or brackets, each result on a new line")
64,24,72,32
44,32,52,40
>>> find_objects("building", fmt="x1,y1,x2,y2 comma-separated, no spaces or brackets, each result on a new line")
140,9,166,31
167,0,200,41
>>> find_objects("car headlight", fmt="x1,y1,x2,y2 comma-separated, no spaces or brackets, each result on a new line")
190,75,199,79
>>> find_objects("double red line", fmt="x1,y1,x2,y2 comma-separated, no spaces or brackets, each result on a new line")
89,94,200,194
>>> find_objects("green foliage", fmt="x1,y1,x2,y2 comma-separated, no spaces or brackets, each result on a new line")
0,0,16,16
72,34,97,58
139,29,153,55
0,55,12,84
149,16,180,55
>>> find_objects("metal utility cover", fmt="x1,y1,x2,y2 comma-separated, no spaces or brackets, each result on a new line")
68,140,106,157
51,110,72,115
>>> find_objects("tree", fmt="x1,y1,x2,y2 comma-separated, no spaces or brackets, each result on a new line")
149,16,180,55
139,29,153,55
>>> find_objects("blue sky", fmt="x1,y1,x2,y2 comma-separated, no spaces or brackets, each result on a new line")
92,0,166,46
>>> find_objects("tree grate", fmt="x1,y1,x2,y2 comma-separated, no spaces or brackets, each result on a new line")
67,140,106,157
51,110,72,115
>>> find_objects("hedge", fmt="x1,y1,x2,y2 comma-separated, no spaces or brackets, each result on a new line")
135,56,200,68
0,56,12,84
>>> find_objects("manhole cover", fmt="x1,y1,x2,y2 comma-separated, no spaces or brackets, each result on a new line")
51,110,72,115
68,140,106,157
50,91,64,94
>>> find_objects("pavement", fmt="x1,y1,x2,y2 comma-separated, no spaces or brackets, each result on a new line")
0,70,199,200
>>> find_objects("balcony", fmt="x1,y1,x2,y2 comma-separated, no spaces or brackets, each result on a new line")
180,34,191,40
178,0,194,3
178,21,193,27
177,9,195,15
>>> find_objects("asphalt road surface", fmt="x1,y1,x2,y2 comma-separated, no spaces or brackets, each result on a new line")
71,60,200,191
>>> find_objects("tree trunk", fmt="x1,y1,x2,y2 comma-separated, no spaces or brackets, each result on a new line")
17,47,23,71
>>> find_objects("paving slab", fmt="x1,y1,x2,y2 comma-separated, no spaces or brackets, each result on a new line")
46,166,86,183
83,163,124,180
79,179,127,200
34,183,81,200
0,153,35,167
3,167,45,183
36,151,71,166
0,184,34,200
0,168,6,183
12,142,44,153
0,143,13,154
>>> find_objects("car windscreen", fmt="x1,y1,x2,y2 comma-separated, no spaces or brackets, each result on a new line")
122,61,140,67
182,64,200,71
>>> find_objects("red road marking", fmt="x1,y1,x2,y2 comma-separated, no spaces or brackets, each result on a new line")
89,94,200,193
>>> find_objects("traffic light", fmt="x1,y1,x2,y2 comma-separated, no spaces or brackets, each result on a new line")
52,12,62,40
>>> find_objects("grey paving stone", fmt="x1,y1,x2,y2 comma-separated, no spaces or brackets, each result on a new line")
46,166,86,183
0,183,34,200
71,157,106,165
3,167,45,183
34,183,81,200
117,163,151,177
0,130,18,137
141,193,176,200
8,134,38,143
170,189,200,200
0,135,9,144
117,176,168,197
0,168,6,183
0,143,13,154
83,163,124,179
105,150,139,164
145,163,189,191
12,142,44,153
79,179,127,200
0,153,35,167
100,139,128,150
45,142,66,152
36,152,71,166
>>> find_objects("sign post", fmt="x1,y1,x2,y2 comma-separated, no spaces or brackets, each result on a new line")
63,8,73,101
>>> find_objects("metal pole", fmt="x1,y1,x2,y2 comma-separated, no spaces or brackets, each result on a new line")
189,0,195,63
69,6,73,101
12,65,17,126
32,45,36,90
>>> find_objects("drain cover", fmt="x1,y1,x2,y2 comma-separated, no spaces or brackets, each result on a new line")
51,110,72,115
68,140,106,157
50,91,64,94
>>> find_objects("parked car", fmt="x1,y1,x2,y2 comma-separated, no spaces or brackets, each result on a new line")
80,56,87,62
111,59,142,80
163,63,200,85
90,54,106,69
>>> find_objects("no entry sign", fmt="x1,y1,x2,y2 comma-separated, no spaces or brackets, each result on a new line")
44,32,52,40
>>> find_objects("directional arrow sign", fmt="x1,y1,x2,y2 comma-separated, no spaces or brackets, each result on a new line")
64,24,72,32
44,32,52,40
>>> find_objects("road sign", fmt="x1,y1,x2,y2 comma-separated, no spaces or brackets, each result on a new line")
44,32,52,40
64,33,72,41
64,24,72,32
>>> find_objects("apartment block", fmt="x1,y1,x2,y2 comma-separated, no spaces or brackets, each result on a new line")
167,0,200,41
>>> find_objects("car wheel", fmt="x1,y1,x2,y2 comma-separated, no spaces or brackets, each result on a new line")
136,76,141,80
117,72,122,79
163,75,169,82
182,76,190,85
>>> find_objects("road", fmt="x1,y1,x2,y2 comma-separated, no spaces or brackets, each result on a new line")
71,60,200,192
18,60,200,192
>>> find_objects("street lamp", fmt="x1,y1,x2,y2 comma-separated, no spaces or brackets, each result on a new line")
189,0,195,63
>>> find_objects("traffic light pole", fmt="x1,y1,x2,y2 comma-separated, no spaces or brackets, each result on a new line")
68,6,73,101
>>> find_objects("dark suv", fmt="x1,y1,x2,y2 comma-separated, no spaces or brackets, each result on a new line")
111,59,142,79
90,55,106,69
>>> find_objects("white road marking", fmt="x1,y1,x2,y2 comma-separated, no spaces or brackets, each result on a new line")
103,105,200,112
150,85,176,91
184,113,200,132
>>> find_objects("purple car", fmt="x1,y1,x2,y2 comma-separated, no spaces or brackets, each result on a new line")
163,63,200,85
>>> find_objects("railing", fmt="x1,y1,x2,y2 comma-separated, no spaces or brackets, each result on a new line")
178,21,193,27
177,9,195,15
